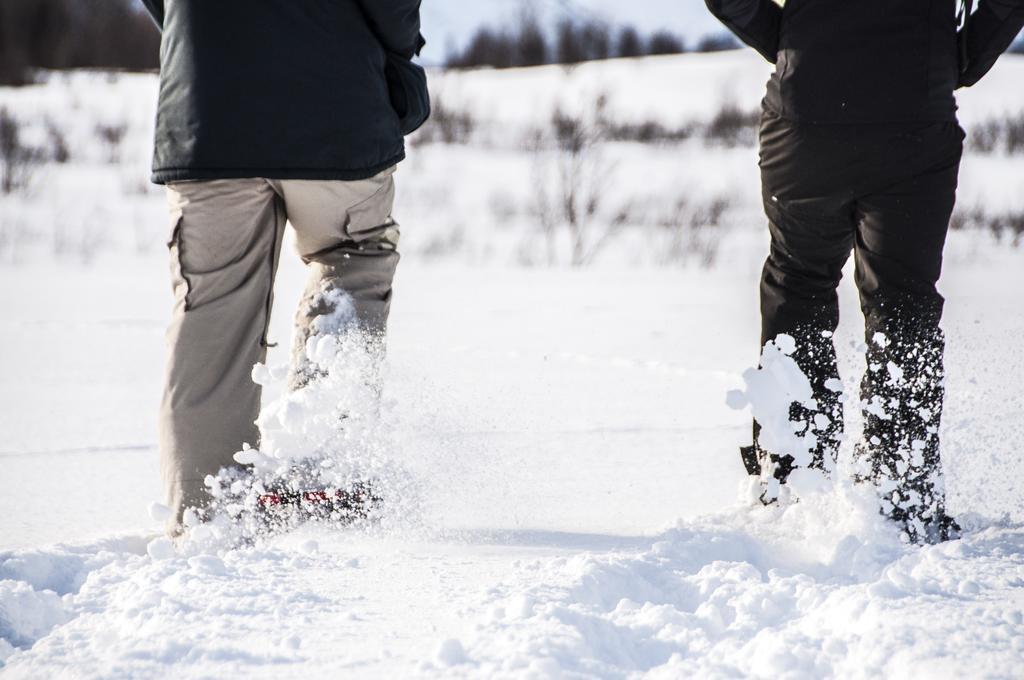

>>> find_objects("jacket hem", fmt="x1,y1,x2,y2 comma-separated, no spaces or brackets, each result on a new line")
761,100,959,125
151,152,406,185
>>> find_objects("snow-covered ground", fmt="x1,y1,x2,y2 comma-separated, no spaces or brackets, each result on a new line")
2,53,1024,677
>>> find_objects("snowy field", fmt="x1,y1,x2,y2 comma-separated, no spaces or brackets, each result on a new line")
2,52,1024,678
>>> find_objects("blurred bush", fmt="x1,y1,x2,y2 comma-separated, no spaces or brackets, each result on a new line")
951,205,1024,246
968,114,1024,155
703,104,761,148
0,107,43,194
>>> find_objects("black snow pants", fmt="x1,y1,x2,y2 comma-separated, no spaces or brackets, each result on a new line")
754,110,964,538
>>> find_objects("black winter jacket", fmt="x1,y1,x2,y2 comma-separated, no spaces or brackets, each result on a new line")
706,0,1024,124
140,0,423,184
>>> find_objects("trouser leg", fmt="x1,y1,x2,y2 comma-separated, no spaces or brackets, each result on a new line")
756,202,852,481
160,179,286,532
755,118,856,482
273,169,401,390
853,129,962,538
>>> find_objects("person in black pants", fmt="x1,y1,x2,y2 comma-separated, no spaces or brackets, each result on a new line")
706,0,1024,543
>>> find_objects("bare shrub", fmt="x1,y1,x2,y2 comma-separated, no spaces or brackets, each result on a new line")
969,121,1000,153
528,98,631,267
410,97,475,146
604,120,694,144
0,108,43,195
948,206,980,232
653,197,731,267
704,104,760,147
967,114,1024,155
96,121,128,163
1008,117,1024,154
951,205,1024,246
523,94,743,266
1002,213,1024,244
46,118,70,163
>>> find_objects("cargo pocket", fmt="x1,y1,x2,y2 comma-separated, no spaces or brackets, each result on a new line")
345,174,397,243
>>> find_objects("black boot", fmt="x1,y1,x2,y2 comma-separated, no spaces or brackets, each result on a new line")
856,323,958,543
742,329,844,505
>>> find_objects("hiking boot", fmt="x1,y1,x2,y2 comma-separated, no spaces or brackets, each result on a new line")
257,481,383,525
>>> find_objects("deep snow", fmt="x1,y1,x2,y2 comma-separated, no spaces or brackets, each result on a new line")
3,247,1024,678
2,52,1024,678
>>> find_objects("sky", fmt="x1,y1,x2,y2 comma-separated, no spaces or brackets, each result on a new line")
419,0,725,63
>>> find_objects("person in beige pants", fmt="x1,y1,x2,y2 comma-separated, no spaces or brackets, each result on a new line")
140,0,427,533
160,172,401,530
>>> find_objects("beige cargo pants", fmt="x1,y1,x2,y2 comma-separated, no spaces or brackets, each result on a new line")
160,168,400,530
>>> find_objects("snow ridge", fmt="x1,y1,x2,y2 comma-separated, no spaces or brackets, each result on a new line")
436,502,1024,678
3,506,1023,678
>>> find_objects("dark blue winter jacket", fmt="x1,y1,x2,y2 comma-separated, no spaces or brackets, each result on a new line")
140,0,424,184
